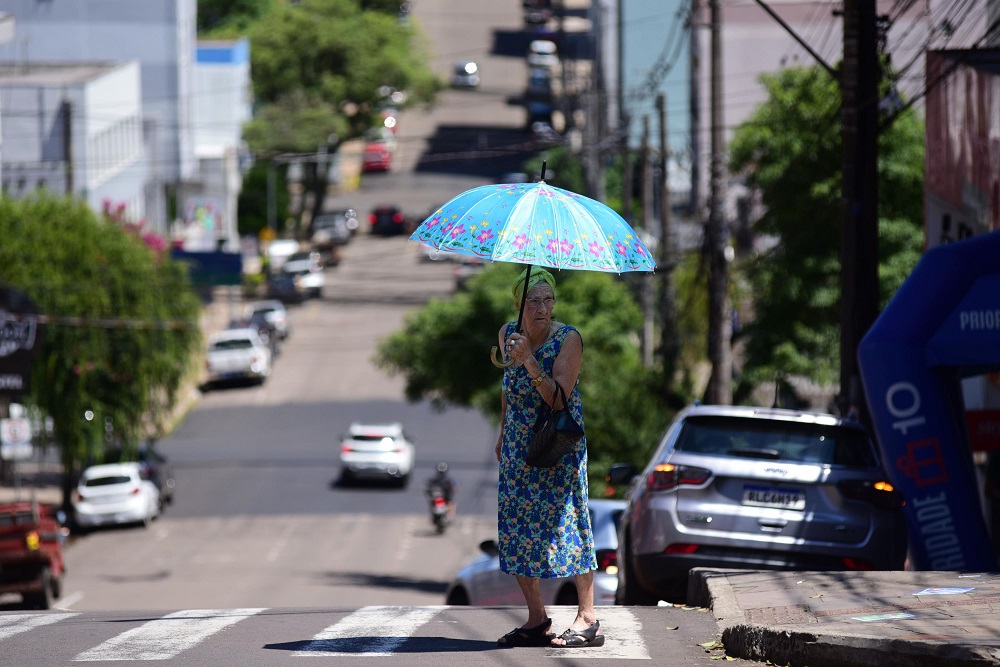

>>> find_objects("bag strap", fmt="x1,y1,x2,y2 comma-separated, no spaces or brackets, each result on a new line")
550,381,568,411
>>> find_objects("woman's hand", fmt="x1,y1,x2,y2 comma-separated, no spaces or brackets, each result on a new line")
505,332,528,362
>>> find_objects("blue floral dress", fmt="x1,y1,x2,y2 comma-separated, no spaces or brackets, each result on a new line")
498,322,596,578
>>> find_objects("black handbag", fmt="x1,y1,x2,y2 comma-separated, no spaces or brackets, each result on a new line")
526,382,584,468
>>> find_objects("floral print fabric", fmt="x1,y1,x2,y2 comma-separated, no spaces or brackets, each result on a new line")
498,323,596,578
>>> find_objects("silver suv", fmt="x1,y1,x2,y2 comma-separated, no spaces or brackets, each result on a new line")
613,404,907,605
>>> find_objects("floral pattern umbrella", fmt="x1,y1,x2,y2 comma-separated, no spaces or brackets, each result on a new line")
410,181,655,273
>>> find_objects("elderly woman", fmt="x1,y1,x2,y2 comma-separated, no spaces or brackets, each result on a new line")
494,268,603,649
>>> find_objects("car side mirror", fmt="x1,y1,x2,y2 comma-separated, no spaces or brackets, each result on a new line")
479,539,499,557
606,463,638,487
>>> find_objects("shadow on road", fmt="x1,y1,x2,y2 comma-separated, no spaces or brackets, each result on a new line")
319,571,448,595
265,637,499,653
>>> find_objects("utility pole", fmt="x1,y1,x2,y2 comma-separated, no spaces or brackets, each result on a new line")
839,0,880,422
640,115,654,368
705,0,731,404
657,93,679,390
61,100,73,194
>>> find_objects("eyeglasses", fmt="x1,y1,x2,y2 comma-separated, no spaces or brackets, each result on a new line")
525,297,556,309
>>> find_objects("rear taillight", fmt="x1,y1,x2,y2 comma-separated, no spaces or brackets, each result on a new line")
842,557,874,570
340,444,351,454
838,480,904,510
72,490,83,503
664,543,699,555
433,496,447,508
392,212,404,224
595,549,618,574
646,463,711,491
131,486,141,495
369,214,377,225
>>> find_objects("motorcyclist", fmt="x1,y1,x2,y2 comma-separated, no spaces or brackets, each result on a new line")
426,462,456,520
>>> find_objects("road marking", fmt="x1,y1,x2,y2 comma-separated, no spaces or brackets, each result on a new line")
267,518,298,562
548,607,650,660
55,591,84,610
0,613,78,641
72,608,266,661
293,605,439,656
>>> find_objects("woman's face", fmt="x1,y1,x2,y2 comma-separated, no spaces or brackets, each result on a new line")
523,283,556,332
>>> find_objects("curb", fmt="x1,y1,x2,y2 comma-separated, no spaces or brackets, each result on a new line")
690,569,1000,667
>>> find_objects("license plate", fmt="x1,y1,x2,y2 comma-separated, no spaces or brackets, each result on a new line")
742,485,805,511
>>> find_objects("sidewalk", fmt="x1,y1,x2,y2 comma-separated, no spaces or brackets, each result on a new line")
690,568,1000,666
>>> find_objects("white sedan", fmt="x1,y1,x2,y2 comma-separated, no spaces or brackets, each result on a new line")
338,422,415,487
73,463,160,530
205,327,272,386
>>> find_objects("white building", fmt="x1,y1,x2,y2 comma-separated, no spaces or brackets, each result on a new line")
0,11,14,183
0,0,198,233
177,38,251,252
0,61,148,220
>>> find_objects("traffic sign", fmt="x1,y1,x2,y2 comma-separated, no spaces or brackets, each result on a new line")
0,417,32,461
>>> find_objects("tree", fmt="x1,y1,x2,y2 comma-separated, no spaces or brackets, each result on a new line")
374,263,673,476
0,195,203,508
240,0,441,231
197,0,270,34
727,66,925,405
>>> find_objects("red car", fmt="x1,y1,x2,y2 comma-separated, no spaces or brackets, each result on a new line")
362,142,393,172
0,502,67,609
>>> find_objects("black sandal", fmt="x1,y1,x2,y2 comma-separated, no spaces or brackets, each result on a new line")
551,620,605,648
497,618,554,647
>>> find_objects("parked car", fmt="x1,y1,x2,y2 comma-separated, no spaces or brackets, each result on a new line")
527,39,558,69
451,61,480,88
72,462,161,530
0,501,67,609
282,250,325,299
526,67,553,100
311,211,355,257
205,327,273,386
244,300,289,340
102,441,176,509
523,0,553,24
612,404,908,605
444,499,625,606
362,141,393,172
265,238,300,272
368,205,408,236
338,422,415,487
265,272,305,303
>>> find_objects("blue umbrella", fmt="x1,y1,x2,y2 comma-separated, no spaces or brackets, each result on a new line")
410,166,655,366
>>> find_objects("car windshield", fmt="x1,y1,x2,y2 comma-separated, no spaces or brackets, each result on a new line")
674,416,878,467
0,512,36,526
84,475,132,487
351,434,396,442
212,339,253,350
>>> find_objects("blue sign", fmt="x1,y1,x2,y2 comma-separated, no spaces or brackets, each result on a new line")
859,230,1000,571
170,251,243,287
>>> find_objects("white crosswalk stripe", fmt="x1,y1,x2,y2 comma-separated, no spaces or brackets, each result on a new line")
0,613,78,641
548,607,650,659
0,605,652,660
293,606,441,656
72,608,266,661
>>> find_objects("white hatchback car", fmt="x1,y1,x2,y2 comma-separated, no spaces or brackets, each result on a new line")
73,463,160,530
338,423,415,487
444,499,625,606
205,327,273,386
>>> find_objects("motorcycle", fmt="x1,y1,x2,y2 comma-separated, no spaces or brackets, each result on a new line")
427,485,450,534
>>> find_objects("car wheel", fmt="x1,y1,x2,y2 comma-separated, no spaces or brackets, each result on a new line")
619,537,659,606
51,573,63,600
24,567,52,610
445,587,470,605
339,469,355,487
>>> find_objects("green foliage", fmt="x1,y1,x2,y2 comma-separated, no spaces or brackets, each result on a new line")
374,263,672,469
197,0,269,35
237,160,290,237
0,194,202,482
524,147,585,192
727,66,925,403
244,0,440,153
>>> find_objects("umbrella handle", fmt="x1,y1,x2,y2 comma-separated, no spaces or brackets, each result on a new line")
490,346,515,368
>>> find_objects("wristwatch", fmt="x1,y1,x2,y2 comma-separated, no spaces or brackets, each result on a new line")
531,374,546,387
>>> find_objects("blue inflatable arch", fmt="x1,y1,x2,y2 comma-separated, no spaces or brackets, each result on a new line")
859,229,1000,571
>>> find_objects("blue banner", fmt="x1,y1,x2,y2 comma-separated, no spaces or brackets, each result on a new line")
859,230,1000,571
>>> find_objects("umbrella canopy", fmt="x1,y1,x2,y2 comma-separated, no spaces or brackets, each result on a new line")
410,181,655,274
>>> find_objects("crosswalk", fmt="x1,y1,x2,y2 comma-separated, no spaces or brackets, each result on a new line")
0,606,652,661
